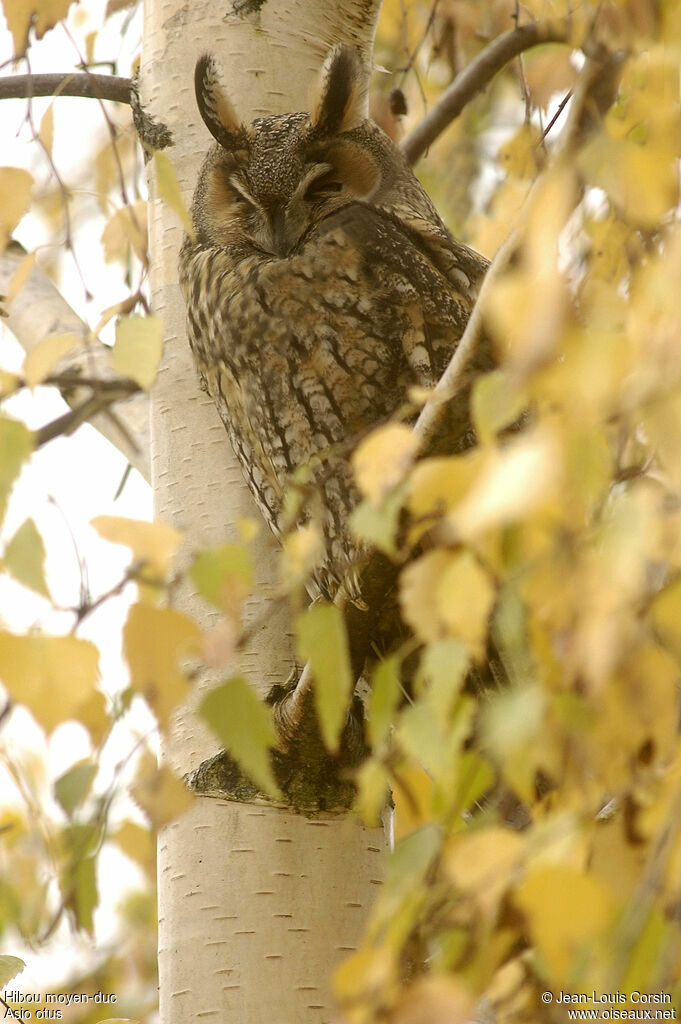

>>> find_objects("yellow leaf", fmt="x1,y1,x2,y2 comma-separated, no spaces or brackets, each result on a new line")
100,200,148,264
514,866,615,984
124,604,200,728
131,752,192,829
39,105,54,155
486,167,574,367
153,151,194,238
279,523,323,589
524,49,577,111
111,314,162,390
75,687,109,746
447,429,560,540
23,332,78,388
334,948,397,1008
400,550,495,656
471,369,526,445
2,0,77,53
0,168,33,249
446,827,525,917
407,451,483,526
0,632,99,733
5,249,37,301
0,371,20,397
92,515,182,579
112,820,156,879
390,976,474,1024
352,423,417,506
355,758,390,827
392,762,434,841
498,123,542,179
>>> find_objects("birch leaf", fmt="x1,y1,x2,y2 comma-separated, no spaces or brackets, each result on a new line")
2,0,77,53
190,543,252,609
111,314,162,390
131,753,192,829
101,201,148,264
154,151,194,238
296,602,353,752
352,423,417,506
23,332,78,388
0,956,25,987
54,759,97,817
0,168,33,247
39,104,54,155
199,677,280,799
92,515,182,577
3,517,50,596
0,632,99,733
5,248,37,301
123,603,200,728
515,866,614,983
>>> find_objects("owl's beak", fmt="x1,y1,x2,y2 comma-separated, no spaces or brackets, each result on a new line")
269,205,294,257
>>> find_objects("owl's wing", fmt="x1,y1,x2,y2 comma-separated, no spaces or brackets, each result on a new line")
316,201,490,392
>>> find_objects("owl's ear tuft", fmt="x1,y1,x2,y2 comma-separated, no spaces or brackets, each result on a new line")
311,44,366,136
195,54,242,148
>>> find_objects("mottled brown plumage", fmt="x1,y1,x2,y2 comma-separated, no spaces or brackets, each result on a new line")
179,45,490,599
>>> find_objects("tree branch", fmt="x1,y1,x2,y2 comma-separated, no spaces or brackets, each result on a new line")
0,72,131,104
401,20,569,164
0,243,150,481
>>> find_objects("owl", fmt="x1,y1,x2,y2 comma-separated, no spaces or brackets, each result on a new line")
179,45,491,604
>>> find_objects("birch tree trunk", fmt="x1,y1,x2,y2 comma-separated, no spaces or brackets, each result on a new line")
141,3,385,1021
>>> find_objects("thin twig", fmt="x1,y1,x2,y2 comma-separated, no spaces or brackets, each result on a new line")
401,20,569,164
0,71,131,103
34,385,140,448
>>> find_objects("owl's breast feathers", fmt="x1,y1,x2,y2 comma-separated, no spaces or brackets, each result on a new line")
179,201,489,594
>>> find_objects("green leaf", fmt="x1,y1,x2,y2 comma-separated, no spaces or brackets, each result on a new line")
59,823,101,934
0,954,25,987
415,639,469,716
454,750,495,815
3,518,50,596
0,417,33,524
386,823,442,894
349,489,402,558
367,655,401,750
190,543,253,608
199,678,280,799
296,602,353,752
72,855,97,935
111,314,163,390
154,151,194,238
397,702,451,781
54,760,97,817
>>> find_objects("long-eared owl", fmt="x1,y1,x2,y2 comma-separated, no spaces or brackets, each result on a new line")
179,45,490,601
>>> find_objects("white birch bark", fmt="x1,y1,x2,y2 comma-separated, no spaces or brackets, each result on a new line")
141,2,385,1021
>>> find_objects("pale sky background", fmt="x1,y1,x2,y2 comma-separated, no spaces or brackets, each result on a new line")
1,0,158,991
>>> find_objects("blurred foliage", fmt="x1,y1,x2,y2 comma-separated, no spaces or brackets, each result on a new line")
1,0,681,1022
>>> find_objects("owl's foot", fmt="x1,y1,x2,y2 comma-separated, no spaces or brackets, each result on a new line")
186,668,366,814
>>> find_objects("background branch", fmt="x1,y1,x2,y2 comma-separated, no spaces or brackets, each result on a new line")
0,72,131,103
401,20,569,164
